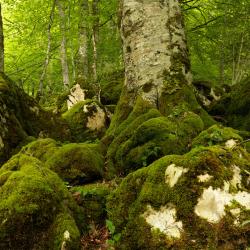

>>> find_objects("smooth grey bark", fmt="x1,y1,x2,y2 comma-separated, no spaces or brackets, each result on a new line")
37,0,57,98
0,4,4,72
120,0,192,106
76,0,89,83
57,0,70,89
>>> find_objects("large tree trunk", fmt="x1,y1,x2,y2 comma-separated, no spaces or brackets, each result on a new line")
57,0,70,89
108,0,197,135
0,4,4,72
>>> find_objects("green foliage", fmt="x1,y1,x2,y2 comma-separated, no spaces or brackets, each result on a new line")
106,219,121,248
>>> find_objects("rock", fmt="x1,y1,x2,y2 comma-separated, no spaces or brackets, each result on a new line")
0,73,70,164
70,183,111,225
62,100,108,142
67,84,86,110
192,124,243,148
0,154,83,250
21,138,104,185
210,76,250,131
107,144,250,249
105,96,205,177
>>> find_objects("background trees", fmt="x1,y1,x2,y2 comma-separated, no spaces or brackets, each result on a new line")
1,0,249,100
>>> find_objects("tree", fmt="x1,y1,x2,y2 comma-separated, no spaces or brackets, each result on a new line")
57,0,70,89
107,0,209,136
0,4,4,72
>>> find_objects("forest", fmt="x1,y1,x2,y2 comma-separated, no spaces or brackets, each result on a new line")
0,0,249,249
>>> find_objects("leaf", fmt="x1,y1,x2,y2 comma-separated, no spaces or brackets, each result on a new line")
106,219,115,234
113,233,121,242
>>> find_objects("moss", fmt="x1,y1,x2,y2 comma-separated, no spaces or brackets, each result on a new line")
62,99,107,142
70,183,111,225
0,154,82,250
192,124,243,148
20,138,61,162
0,72,70,164
100,70,123,105
106,111,204,177
45,143,104,185
210,76,250,131
107,145,250,249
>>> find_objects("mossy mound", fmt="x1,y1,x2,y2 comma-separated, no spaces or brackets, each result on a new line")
0,73,70,164
0,154,83,250
20,138,61,162
107,145,250,249
62,100,108,142
21,138,104,185
100,70,123,105
192,124,243,148
45,143,104,185
70,183,111,225
210,76,250,131
105,96,204,177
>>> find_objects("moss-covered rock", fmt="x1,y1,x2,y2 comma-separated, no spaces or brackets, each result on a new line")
45,143,104,185
105,99,204,177
0,73,70,165
0,154,83,250
20,138,104,185
100,70,123,105
107,145,250,249
210,76,250,131
192,124,243,148
62,100,108,142
70,183,111,225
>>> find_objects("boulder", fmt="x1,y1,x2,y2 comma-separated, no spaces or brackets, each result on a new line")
62,100,109,142
21,138,104,185
0,73,70,164
0,154,83,250
107,144,250,249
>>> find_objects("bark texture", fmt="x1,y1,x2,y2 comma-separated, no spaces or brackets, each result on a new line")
121,0,192,106
57,0,70,89
0,4,4,72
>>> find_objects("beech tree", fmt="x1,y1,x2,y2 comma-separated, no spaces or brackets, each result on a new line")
107,0,211,136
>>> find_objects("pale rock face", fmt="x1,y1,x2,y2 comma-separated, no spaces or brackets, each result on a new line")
195,186,250,223
231,165,242,189
121,0,191,105
86,105,106,131
165,164,188,187
225,139,237,149
142,204,183,239
67,84,86,109
197,173,213,183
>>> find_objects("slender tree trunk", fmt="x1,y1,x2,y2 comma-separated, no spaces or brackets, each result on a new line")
76,0,89,84
57,0,70,89
68,0,76,83
37,0,57,99
90,0,100,101
0,4,4,72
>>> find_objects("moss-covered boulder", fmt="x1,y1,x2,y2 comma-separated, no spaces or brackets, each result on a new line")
62,100,109,142
45,143,104,185
70,183,111,225
0,154,83,250
105,96,205,177
100,70,123,105
0,73,70,164
107,145,250,249
21,138,104,185
210,76,250,131
192,124,243,148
